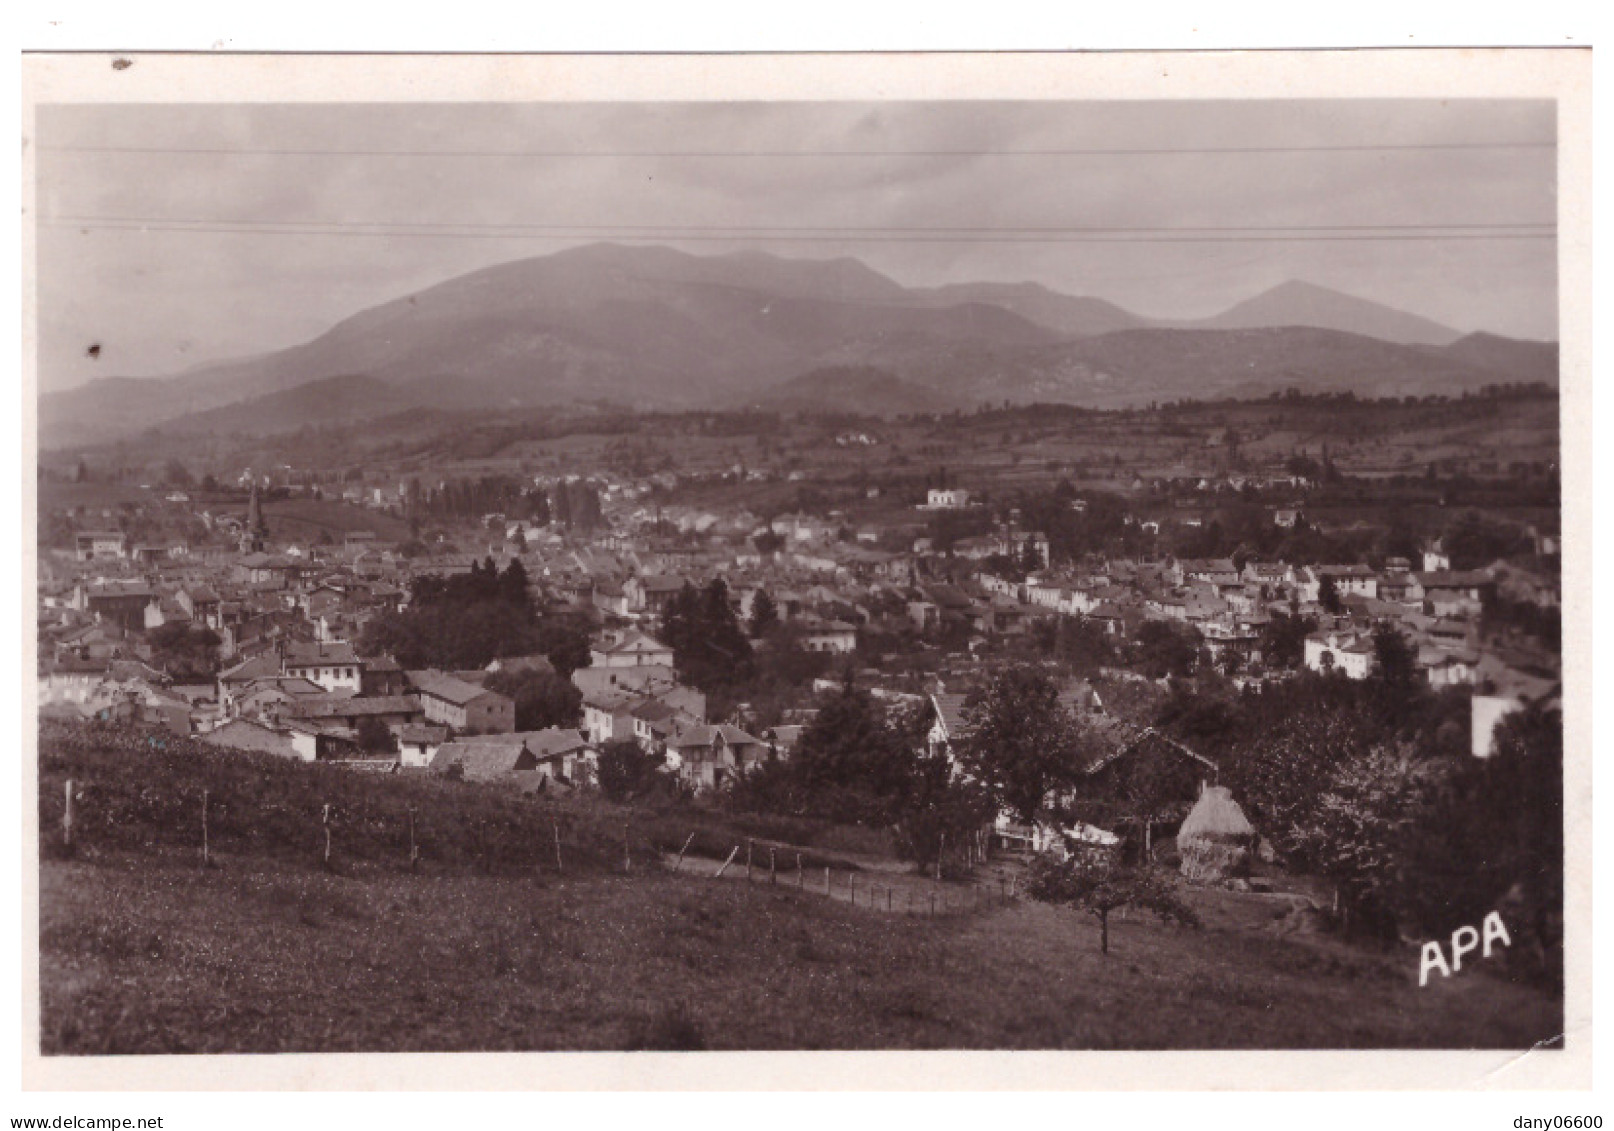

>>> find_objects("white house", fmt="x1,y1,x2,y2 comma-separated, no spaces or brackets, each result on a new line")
1303,630,1375,680
798,617,858,653
281,641,365,695
589,631,675,670
925,488,972,510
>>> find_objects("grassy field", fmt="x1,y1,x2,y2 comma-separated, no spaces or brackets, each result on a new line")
36,720,1561,1054
39,851,1560,1054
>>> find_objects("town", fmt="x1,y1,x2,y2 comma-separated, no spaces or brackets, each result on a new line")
38,391,1560,776
35,385,1562,976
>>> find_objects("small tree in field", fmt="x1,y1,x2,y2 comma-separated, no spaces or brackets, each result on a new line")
1024,848,1199,955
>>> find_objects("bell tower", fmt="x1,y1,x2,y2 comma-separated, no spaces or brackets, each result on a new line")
242,480,268,554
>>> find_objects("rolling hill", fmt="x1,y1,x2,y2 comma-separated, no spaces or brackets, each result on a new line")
1191,279,1464,346
745,366,967,416
1434,332,1560,384
39,243,1554,447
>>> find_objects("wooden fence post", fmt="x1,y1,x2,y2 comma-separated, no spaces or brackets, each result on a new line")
938,833,945,884
409,807,419,873
714,846,740,878
674,832,695,873
623,823,631,873
322,804,332,868
824,867,830,896
62,779,73,850
887,887,892,912
797,853,803,889
769,848,776,884
200,789,210,868
554,822,564,873
930,893,937,917
746,838,753,882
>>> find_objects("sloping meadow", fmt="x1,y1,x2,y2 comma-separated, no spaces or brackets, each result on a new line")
38,718,645,875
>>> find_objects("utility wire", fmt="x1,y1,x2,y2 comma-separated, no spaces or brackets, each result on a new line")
38,141,1556,159
39,217,1556,244
41,215,1555,235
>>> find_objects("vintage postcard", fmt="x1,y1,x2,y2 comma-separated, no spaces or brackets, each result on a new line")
20,49,1591,1091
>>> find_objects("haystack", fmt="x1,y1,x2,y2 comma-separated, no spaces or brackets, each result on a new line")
1177,784,1256,883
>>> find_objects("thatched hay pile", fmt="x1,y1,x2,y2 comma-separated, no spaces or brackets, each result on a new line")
1177,784,1256,884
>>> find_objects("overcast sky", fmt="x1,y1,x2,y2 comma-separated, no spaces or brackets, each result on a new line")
34,99,1557,391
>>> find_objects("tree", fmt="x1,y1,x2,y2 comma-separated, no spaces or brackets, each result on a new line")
1285,742,1436,934
1318,573,1343,614
484,668,583,731
1133,620,1199,679
1024,848,1199,955
1402,704,1563,986
787,680,914,822
498,558,533,619
748,588,779,638
162,459,193,488
596,739,666,802
957,665,1089,826
660,579,754,693
146,622,222,682
359,565,542,670
1369,623,1420,717
1222,702,1377,869
355,716,399,756
890,743,995,874
1259,611,1315,670
536,620,592,679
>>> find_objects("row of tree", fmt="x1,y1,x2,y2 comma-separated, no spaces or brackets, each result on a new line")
359,557,590,677
398,475,608,531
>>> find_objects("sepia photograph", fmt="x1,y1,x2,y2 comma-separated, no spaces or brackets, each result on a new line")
20,49,1590,1089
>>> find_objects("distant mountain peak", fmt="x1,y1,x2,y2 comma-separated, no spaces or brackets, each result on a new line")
1202,280,1462,346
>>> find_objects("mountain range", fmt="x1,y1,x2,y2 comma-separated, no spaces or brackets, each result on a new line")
39,242,1558,449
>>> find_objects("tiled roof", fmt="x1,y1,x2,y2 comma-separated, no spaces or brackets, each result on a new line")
283,641,359,666
429,740,535,781
219,653,282,683
408,670,497,706
289,695,421,720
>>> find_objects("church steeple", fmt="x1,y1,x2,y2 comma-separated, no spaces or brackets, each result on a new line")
242,480,268,554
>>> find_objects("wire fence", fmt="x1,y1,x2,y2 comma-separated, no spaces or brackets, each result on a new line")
666,834,1024,917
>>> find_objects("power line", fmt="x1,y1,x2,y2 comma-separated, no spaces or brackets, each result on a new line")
39,216,1557,244
38,141,1556,159
41,214,1555,235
